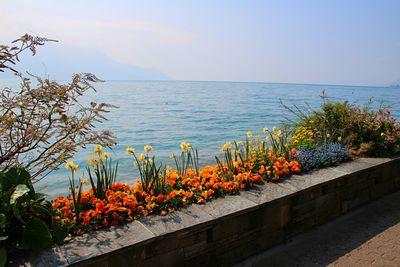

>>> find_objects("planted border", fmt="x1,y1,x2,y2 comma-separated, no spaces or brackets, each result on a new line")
12,156,400,267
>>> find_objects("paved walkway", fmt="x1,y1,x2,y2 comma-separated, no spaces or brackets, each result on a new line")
236,191,400,267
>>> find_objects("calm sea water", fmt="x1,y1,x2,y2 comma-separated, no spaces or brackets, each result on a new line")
2,80,400,197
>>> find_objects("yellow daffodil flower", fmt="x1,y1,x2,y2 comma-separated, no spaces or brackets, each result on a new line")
87,157,95,165
180,142,191,151
93,145,102,155
125,147,135,154
65,161,78,173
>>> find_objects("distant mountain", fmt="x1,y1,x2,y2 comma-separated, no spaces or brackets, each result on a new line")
2,44,170,81
388,79,400,88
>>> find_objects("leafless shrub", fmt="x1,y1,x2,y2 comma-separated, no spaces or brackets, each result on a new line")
0,34,116,181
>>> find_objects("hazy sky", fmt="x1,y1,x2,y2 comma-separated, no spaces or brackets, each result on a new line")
1,0,400,85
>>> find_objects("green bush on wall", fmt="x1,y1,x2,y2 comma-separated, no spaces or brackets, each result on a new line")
0,166,66,267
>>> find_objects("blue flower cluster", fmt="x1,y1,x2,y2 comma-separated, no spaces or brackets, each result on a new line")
293,142,350,172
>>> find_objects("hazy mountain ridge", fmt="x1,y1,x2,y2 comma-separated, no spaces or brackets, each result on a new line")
2,45,170,81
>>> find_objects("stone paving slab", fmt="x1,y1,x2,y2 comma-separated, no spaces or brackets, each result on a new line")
138,205,213,236
357,157,393,165
10,245,68,267
197,194,258,219
236,190,400,267
58,221,154,265
285,167,346,191
332,160,376,175
240,182,296,205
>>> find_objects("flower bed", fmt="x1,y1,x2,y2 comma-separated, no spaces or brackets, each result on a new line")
12,156,400,267
53,128,306,236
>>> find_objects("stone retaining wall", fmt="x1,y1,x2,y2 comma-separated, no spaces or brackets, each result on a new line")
14,157,400,267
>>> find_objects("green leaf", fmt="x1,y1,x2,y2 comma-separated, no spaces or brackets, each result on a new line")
30,202,52,220
0,172,4,194
13,201,25,224
34,193,47,202
50,222,67,242
0,214,6,229
10,184,29,205
0,236,7,241
0,247,6,267
1,166,30,193
22,218,53,250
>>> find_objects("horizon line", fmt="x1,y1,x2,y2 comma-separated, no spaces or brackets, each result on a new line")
100,79,395,89
1,77,396,89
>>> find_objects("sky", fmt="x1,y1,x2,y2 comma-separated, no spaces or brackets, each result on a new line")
1,0,400,86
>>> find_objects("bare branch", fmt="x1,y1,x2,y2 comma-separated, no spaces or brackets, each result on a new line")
0,34,116,181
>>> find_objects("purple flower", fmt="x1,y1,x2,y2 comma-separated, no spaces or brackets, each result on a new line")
293,142,349,172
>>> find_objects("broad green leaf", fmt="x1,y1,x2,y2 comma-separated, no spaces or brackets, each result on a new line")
0,247,6,267
0,172,4,193
0,214,6,229
34,193,47,201
2,167,25,192
10,184,29,205
30,203,52,220
22,218,53,250
13,202,25,224
50,222,67,242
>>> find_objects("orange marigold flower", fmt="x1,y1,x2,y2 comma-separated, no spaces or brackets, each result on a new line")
197,198,205,204
137,206,144,213
167,190,178,200
258,165,265,174
289,160,301,172
80,195,88,204
278,157,286,164
96,202,105,213
83,216,90,226
207,189,214,196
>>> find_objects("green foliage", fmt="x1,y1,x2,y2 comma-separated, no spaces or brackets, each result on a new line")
172,145,200,177
130,152,170,195
282,93,351,145
0,166,66,266
86,155,119,200
68,167,83,225
283,93,400,157
215,146,237,180
265,128,293,161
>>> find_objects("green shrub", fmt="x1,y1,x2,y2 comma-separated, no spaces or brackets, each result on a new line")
0,166,66,266
283,93,400,157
